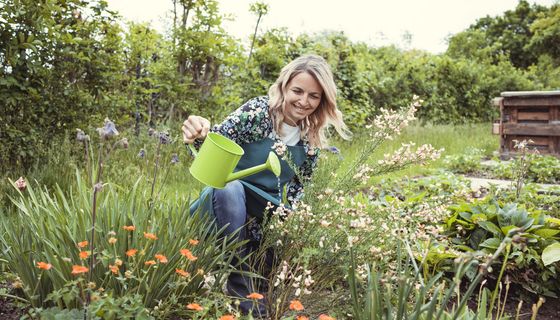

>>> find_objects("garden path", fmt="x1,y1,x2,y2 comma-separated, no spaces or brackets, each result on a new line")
464,176,559,193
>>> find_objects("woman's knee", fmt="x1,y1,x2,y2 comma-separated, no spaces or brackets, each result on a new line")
212,181,247,229
213,180,246,206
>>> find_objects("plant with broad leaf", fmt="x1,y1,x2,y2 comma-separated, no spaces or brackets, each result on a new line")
444,199,560,296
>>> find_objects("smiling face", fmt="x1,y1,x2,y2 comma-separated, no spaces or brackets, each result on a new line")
282,72,323,126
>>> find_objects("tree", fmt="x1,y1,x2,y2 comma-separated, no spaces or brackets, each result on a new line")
446,0,548,69
0,0,126,170
528,4,560,65
247,2,269,62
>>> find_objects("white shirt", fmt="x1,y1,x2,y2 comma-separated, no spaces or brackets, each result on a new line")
278,122,301,146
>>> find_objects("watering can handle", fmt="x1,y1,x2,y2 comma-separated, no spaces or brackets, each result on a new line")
186,143,198,157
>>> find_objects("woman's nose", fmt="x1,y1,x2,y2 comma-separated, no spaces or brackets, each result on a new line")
299,94,310,106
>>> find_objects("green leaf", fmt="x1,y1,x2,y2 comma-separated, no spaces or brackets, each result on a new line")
534,229,560,239
478,221,502,236
479,237,501,250
542,243,560,266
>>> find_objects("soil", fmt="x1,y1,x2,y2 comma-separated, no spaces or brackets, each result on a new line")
462,281,560,320
478,294,560,320
0,296,25,319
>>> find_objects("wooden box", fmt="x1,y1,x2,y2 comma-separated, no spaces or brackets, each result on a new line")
492,91,560,158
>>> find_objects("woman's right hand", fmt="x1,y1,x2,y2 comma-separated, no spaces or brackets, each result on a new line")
182,115,211,144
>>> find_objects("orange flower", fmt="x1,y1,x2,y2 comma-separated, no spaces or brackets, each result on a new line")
180,249,197,261
219,315,235,320
297,316,309,320
143,232,157,240
186,303,203,311
77,241,88,248
122,225,136,231
319,315,335,320
246,292,264,300
36,262,52,270
145,260,156,266
109,264,119,274
289,299,304,311
125,249,138,257
155,254,168,263
79,251,90,259
71,265,89,275
176,268,190,277
108,237,117,244
189,239,199,246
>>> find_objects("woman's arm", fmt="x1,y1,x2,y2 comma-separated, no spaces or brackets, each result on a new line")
190,96,272,149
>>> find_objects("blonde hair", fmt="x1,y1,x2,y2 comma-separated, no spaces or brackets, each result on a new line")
268,54,352,149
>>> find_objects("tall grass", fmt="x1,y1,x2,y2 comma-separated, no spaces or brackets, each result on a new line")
331,122,498,182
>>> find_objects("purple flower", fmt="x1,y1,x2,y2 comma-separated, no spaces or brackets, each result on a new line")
138,149,146,158
96,118,119,139
171,153,179,164
76,129,90,142
326,146,343,159
147,128,155,137
326,146,340,154
158,132,171,145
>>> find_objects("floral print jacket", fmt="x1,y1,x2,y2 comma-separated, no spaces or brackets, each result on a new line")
196,96,319,205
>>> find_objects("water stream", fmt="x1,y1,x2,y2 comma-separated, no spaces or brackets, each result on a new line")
277,176,282,205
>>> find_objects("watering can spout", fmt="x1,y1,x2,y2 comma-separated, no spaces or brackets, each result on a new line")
226,151,281,182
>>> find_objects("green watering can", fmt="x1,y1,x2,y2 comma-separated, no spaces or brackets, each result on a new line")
187,132,281,189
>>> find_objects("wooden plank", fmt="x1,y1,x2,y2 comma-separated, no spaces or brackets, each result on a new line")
501,90,560,97
517,112,549,121
553,106,559,121
503,124,560,136
503,97,560,107
518,136,550,146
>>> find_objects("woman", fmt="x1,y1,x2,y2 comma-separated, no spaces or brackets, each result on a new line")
182,54,351,316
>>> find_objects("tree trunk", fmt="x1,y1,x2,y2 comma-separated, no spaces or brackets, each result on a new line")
247,14,262,63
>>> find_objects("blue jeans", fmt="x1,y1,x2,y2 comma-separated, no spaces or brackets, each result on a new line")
211,181,268,317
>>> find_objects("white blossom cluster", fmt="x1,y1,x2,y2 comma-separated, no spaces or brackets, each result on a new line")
272,261,314,296
378,143,443,167
271,141,287,157
370,95,421,140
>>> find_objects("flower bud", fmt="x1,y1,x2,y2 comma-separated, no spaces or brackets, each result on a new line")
96,118,119,140
14,176,26,191
76,129,90,142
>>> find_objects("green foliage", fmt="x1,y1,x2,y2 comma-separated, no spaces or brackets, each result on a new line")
527,5,560,66
447,0,549,69
445,200,560,296
443,147,485,174
0,172,243,316
0,0,128,171
492,154,560,184
347,238,525,320
3,0,560,173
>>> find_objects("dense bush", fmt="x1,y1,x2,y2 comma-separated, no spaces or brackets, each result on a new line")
2,0,559,174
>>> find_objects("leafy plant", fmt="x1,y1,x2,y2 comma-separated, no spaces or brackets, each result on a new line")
443,147,485,174
346,236,543,320
0,172,244,318
445,200,560,296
